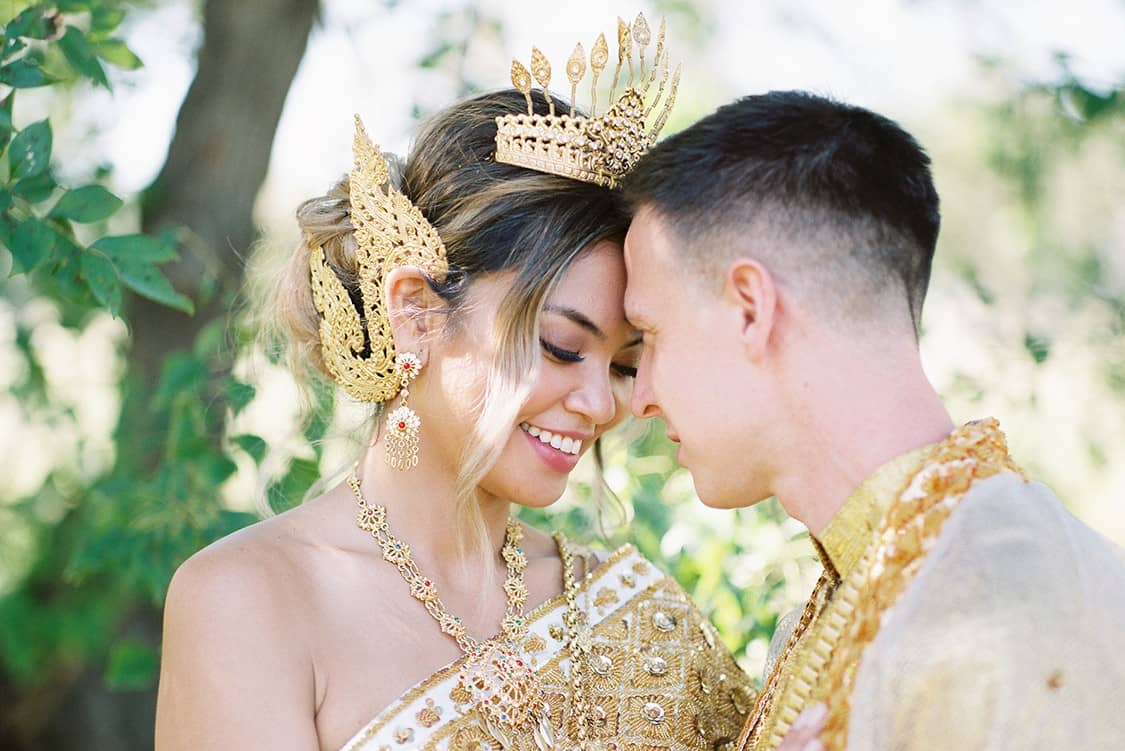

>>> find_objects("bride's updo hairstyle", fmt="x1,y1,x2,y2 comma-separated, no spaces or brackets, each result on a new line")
277,89,629,530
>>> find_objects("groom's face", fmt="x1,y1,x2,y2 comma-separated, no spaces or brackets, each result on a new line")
623,208,770,509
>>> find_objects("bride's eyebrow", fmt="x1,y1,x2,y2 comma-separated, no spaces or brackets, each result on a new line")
543,305,605,341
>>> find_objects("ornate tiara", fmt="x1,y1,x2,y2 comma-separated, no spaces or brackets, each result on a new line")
494,13,681,189
308,116,449,404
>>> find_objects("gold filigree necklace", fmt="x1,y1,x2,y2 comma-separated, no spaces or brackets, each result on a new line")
349,472,554,750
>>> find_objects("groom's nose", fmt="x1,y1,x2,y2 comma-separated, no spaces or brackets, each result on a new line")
630,358,660,420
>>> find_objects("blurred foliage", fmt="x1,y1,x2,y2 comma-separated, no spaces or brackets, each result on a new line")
0,7,1123,750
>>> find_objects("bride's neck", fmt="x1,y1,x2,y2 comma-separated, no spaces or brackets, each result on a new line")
353,446,512,579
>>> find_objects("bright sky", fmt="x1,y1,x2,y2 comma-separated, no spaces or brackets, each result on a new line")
78,0,1123,235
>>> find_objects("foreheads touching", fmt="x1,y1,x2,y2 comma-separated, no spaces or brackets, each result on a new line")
622,90,941,340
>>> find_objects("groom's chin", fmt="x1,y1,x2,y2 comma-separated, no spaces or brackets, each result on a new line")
691,474,768,510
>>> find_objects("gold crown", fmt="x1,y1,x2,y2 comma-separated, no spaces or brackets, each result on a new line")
308,116,449,404
494,13,681,189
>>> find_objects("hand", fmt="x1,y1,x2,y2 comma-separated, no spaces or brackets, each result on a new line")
776,703,828,751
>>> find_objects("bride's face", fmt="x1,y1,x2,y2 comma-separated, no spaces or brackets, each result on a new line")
419,241,639,506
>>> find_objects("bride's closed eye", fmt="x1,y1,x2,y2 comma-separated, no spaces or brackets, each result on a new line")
540,339,637,379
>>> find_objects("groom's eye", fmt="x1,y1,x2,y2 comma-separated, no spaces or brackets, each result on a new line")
540,339,583,363
611,363,638,378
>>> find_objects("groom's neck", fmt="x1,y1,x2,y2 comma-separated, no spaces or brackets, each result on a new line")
772,343,954,537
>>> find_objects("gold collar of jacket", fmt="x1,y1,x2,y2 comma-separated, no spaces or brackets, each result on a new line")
494,13,681,189
308,116,449,404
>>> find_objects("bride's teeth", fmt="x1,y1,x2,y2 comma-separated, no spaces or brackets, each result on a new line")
538,430,553,443
528,425,541,437
560,437,575,453
550,435,563,449
570,439,582,455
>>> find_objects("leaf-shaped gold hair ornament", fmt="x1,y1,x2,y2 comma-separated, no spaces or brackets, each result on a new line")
511,59,533,114
589,32,609,116
566,43,586,117
645,17,667,93
609,17,631,101
530,46,554,116
309,116,448,403
633,13,651,81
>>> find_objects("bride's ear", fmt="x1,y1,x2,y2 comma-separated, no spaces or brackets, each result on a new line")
385,266,445,355
723,258,777,362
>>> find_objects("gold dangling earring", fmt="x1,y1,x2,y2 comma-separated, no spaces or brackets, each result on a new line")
384,352,423,470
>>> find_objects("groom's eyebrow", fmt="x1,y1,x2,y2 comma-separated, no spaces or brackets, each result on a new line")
543,305,606,340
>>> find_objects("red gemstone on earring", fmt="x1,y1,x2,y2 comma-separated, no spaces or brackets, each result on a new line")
402,362,412,370
398,421,407,430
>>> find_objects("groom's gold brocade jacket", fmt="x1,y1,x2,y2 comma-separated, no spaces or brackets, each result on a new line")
737,420,1125,751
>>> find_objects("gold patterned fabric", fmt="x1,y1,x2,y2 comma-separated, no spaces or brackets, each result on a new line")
738,419,1125,751
341,544,754,751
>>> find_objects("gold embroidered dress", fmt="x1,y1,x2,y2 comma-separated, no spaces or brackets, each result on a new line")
342,544,754,751
740,419,1125,751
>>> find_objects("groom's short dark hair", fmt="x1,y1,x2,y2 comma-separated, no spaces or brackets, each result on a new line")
623,90,940,333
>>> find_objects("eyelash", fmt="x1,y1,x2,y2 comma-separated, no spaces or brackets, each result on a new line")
540,339,636,378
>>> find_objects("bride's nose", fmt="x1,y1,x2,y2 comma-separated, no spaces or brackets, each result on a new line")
563,366,616,426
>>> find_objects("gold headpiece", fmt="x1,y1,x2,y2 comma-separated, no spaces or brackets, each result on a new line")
494,13,681,189
309,116,449,403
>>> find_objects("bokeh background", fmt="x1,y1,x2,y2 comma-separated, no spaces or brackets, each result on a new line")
1,1,1122,748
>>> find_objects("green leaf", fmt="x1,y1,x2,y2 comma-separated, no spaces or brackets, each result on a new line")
116,257,194,314
225,380,256,413
91,233,177,264
1024,332,1051,364
0,94,12,152
231,434,267,464
57,0,97,13
5,8,53,41
95,39,142,70
8,216,55,273
154,354,208,408
50,185,123,223
90,7,127,36
104,640,158,691
80,249,121,315
8,119,51,179
58,26,109,88
11,170,56,203
0,56,54,88
268,457,320,513
0,188,10,212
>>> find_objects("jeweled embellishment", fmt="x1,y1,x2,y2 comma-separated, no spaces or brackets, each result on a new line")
590,653,613,676
642,701,666,724
652,611,676,632
456,642,553,747
393,727,414,744
643,655,669,676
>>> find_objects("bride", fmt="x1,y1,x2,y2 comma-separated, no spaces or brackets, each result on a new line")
155,21,754,751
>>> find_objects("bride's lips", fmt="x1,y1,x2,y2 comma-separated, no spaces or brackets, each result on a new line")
519,422,587,473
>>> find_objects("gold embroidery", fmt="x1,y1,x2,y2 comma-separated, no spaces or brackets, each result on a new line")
524,634,546,652
594,586,620,608
345,546,754,751
633,560,651,576
740,419,1023,751
819,419,1021,751
620,572,637,588
448,682,472,706
450,723,498,751
548,624,564,641
416,698,441,728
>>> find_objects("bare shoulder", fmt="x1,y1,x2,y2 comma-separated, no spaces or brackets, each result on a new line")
156,512,321,750
167,511,315,620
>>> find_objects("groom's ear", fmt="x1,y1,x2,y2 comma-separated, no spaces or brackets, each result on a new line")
722,258,777,362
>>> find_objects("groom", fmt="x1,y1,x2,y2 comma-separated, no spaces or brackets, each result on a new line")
621,91,1125,751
